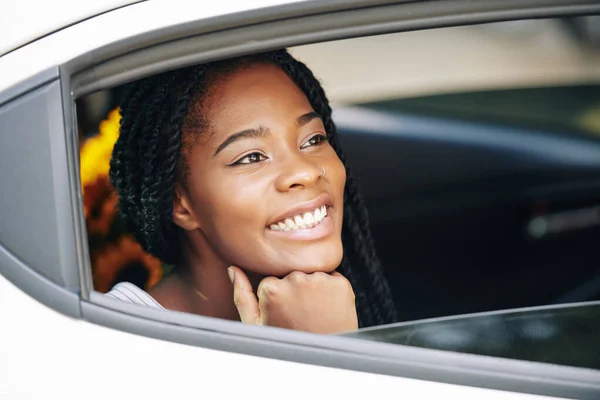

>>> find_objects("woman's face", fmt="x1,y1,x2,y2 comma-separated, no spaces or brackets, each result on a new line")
176,63,346,276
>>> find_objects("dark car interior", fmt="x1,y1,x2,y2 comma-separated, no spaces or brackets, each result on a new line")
337,89,600,322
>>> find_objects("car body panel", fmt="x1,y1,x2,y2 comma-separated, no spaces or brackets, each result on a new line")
0,0,304,94
0,0,140,56
0,274,563,400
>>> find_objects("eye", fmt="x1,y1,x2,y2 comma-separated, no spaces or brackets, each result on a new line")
300,133,328,149
231,152,267,166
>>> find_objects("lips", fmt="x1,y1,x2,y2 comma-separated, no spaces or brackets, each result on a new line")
267,193,332,231
269,205,328,231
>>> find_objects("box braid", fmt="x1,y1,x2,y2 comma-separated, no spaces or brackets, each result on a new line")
109,49,398,327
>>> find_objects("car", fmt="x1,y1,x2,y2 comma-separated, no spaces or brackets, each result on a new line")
1,1,599,399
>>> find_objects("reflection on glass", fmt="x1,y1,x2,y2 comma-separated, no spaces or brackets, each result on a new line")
346,303,600,370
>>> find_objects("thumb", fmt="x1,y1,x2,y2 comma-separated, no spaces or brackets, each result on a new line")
228,266,261,325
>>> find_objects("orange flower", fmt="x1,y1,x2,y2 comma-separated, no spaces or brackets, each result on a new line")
84,176,118,239
91,235,163,293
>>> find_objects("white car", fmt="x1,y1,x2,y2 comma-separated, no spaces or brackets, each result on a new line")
1,1,600,399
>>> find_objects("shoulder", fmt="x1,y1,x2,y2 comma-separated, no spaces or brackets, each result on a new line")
104,282,165,310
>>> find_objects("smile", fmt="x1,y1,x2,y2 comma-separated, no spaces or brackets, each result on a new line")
268,205,327,231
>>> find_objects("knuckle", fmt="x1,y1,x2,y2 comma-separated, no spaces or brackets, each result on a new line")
287,270,307,283
312,271,328,280
347,286,356,301
259,278,279,297
308,271,328,284
336,275,353,291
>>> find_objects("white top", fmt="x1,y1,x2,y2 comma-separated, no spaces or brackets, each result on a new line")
104,282,165,310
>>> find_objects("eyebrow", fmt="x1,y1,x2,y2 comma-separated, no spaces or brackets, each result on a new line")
296,111,321,127
213,126,270,156
213,111,322,157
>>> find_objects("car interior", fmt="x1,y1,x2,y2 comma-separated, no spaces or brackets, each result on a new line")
336,97,600,322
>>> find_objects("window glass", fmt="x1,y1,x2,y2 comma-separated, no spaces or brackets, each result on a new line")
347,303,600,371
357,85,600,137
75,17,600,356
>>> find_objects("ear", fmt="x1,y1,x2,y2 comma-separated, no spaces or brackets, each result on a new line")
172,182,201,231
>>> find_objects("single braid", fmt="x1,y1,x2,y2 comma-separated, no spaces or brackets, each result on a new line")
338,257,372,327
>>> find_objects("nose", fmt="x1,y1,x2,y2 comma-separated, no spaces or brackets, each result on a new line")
274,153,322,193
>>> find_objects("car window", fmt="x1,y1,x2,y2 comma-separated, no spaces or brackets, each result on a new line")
76,15,600,334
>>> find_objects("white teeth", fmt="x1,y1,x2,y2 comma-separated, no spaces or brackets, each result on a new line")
270,205,330,231
303,212,314,225
314,208,321,221
294,215,303,226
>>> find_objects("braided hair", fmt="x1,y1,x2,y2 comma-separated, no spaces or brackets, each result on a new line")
109,49,398,327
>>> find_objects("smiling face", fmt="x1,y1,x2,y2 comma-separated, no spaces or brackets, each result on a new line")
172,63,346,277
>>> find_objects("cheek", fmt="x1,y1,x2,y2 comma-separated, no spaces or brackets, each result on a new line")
201,184,261,230
201,184,286,274
327,151,347,195
192,175,268,249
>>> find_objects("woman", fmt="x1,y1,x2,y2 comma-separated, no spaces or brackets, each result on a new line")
106,49,397,333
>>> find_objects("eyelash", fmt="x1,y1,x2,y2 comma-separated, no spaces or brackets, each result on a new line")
230,133,328,166
300,133,328,149
231,152,267,166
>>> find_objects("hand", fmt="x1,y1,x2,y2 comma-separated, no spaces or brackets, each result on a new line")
228,266,358,334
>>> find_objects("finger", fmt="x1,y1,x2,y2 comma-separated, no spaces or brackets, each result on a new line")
330,271,354,292
257,276,281,301
229,266,261,325
257,276,281,325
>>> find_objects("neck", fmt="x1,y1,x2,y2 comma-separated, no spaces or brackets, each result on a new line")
148,229,261,321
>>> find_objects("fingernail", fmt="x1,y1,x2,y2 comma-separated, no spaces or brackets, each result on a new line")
227,267,234,284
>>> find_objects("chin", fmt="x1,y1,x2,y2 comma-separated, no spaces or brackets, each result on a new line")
246,236,344,277
285,247,343,275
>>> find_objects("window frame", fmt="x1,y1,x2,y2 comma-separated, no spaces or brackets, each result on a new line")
3,0,600,398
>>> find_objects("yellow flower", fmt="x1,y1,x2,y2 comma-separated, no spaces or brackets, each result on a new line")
80,107,121,189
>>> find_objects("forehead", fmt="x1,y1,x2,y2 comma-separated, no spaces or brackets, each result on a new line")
181,62,314,155
206,63,310,118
